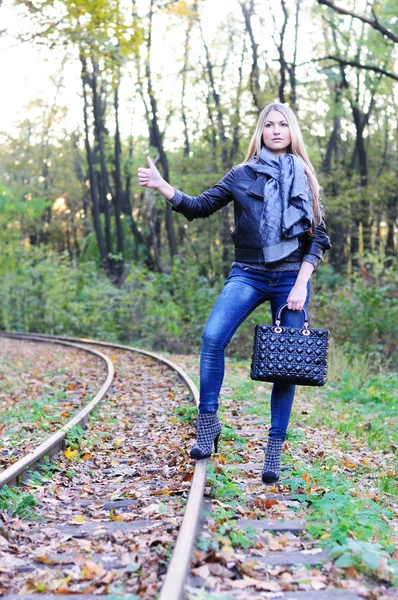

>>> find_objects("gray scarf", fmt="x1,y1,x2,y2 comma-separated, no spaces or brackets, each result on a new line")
247,146,313,263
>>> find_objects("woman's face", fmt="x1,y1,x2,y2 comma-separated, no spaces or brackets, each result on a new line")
262,110,291,155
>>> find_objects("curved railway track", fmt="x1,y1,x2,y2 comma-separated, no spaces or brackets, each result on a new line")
0,335,114,487
0,333,381,600
0,332,207,600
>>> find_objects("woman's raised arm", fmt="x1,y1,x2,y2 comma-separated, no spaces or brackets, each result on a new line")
137,156,236,221
137,156,175,200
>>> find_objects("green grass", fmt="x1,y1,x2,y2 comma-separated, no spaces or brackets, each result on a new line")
65,424,86,449
306,370,397,452
206,464,245,501
198,502,257,555
0,485,37,519
377,476,398,498
228,379,258,402
0,390,77,450
1,395,59,426
174,404,197,424
284,463,397,582
217,350,398,583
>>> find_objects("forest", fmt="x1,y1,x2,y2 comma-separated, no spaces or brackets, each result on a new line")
1,2,398,589
0,0,397,364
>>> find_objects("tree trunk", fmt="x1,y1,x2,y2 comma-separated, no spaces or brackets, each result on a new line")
91,56,114,263
230,40,246,164
80,54,107,268
240,0,261,111
321,76,349,273
147,188,162,273
181,23,192,157
350,105,370,256
146,0,179,260
322,84,342,173
71,131,91,238
124,130,146,262
385,194,397,258
199,18,232,277
113,80,125,281
287,0,300,108
277,0,289,103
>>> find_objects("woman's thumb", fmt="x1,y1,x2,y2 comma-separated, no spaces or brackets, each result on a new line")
146,156,154,167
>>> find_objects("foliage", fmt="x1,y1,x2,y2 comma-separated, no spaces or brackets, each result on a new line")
310,368,398,451
206,464,244,501
0,246,397,365
0,248,220,351
285,465,397,583
15,0,143,60
65,425,86,450
0,485,37,519
312,258,398,364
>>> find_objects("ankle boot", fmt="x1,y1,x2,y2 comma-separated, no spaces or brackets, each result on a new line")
262,437,284,484
190,412,222,460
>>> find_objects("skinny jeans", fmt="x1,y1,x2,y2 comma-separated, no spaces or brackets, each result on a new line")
199,265,310,440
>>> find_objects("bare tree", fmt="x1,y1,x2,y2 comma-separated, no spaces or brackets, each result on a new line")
239,0,261,111
144,0,179,261
80,54,107,269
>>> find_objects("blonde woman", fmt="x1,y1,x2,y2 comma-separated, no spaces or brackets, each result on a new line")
138,103,331,484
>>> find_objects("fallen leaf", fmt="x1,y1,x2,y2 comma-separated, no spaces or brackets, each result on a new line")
64,447,79,460
109,509,124,522
81,452,93,460
311,579,327,590
71,516,85,523
345,566,358,579
207,563,233,578
229,576,281,591
192,565,210,579
81,559,106,579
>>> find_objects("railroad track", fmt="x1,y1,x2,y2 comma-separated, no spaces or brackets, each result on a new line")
0,332,207,600
0,333,383,600
0,335,114,485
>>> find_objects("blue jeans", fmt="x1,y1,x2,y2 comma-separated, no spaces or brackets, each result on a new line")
199,266,311,440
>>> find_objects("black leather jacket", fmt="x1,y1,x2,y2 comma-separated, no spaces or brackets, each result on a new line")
170,161,332,267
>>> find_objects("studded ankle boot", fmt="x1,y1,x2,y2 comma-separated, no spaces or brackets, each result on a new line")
190,412,222,460
262,437,284,484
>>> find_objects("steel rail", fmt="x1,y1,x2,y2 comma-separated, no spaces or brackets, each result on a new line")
1,331,208,600
0,333,114,488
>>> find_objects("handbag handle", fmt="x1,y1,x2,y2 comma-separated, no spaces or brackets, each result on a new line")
275,302,310,328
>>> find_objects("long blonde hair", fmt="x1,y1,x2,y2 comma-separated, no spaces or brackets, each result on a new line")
244,103,322,226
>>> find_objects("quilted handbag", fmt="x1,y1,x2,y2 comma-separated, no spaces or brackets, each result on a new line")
250,303,329,386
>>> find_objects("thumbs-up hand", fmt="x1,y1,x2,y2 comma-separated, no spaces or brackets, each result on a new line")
137,156,163,189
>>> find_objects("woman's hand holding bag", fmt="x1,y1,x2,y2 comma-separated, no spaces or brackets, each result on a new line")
250,303,330,386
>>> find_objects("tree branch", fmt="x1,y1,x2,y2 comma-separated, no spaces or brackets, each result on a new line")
317,0,398,44
308,55,398,82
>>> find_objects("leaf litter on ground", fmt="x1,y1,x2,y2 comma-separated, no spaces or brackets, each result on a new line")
0,343,200,598
171,353,398,599
0,337,105,468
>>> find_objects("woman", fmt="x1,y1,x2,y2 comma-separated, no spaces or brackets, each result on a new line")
138,103,331,484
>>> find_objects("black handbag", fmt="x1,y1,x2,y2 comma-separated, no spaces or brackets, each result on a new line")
250,303,329,386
